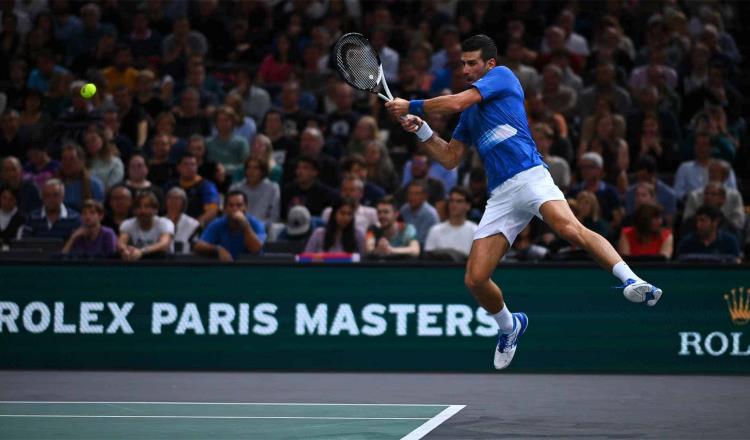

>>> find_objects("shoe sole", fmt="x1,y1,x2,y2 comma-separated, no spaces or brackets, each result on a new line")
624,284,663,306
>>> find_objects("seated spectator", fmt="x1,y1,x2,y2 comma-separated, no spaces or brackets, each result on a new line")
526,91,570,154
173,88,211,138
577,112,629,193
577,62,632,119
540,64,577,118
23,144,59,190
229,67,271,124
146,133,175,188
624,156,676,222
531,122,570,191
230,157,280,224
62,199,117,257
283,127,339,188
166,154,220,227
1,156,41,214
124,154,164,205
221,92,258,146
579,96,626,148
322,176,378,232
627,112,677,172
304,197,365,255
618,203,673,259
567,152,623,225
153,112,187,161
684,181,745,234
133,70,165,121
505,40,540,93
400,148,457,199
424,187,478,258
206,106,250,181
164,187,200,255
339,155,382,206
364,140,399,194
346,115,377,157
118,191,173,261
186,134,228,194
622,182,662,228
674,133,737,199
677,205,741,263
0,185,25,245
101,44,138,94
366,196,420,259
395,152,447,218
58,143,105,211
574,191,611,240
194,190,266,262
281,156,338,220
161,16,208,77
83,127,124,190
257,33,296,87
250,134,282,184
277,205,319,244
113,86,148,150
102,185,132,233
23,178,80,240
399,180,440,247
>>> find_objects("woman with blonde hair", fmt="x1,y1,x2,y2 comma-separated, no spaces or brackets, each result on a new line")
363,140,399,193
574,190,611,240
84,127,124,190
250,134,282,184
348,115,380,156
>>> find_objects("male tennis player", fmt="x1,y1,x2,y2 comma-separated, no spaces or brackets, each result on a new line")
385,34,662,369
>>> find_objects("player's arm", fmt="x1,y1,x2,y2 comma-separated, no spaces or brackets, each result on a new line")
399,115,467,170
385,89,482,118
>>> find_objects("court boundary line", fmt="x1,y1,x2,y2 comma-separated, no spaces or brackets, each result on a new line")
0,401,454,407
400,404,465,440
0,415,429,420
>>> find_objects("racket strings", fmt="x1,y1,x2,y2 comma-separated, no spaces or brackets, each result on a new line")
334,34,381,91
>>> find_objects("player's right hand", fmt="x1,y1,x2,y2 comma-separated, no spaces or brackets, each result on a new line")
399,114,422,133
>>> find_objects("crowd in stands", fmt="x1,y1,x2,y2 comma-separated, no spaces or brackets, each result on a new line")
0,0,746,264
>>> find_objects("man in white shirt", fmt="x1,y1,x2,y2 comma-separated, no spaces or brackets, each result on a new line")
673,133,737,199
118,191,174,260
322,176,378,232
424,187,478,257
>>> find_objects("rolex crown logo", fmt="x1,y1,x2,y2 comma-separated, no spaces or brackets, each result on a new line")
724,287,750,326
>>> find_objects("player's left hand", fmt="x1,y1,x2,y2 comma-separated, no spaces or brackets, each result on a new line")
385,98,409,118
399,115,422,133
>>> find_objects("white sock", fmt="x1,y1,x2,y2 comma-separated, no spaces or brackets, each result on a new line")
492,305,515,334
612,261,644,284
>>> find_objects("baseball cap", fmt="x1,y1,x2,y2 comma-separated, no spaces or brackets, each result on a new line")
286,206,311,236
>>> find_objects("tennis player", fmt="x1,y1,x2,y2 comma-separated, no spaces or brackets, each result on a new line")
385,34,662,369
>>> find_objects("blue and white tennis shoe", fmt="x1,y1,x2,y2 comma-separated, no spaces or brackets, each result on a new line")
622,279,663,306
494,312,528,370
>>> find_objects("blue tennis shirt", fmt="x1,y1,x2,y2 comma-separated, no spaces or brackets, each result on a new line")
452,66,544,192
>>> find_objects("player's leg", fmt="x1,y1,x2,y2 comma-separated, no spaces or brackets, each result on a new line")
464,233,509,314
538,199,662,306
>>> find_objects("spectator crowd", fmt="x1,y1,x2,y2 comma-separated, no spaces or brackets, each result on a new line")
0,0,746,264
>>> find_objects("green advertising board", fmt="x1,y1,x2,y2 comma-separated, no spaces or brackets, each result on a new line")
1,264,749,373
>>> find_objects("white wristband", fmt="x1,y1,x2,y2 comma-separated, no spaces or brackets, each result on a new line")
415,121,434,142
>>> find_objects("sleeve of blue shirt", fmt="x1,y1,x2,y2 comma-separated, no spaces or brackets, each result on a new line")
452,112,471,144
201,180,220,205
472,67,513,101
200,219,220,244
247,215,267,243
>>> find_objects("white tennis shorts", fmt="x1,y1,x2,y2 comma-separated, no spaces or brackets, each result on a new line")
474,165,565,244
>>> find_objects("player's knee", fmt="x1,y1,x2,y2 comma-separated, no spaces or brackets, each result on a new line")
464,270,490,292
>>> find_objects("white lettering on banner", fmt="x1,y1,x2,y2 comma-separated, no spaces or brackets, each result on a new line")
54,302,76,333
209,303,236,335
23,302,50,333
107,303,134,334
679,331,750,356
361,304,387,336
296,304,327,335
446,305,472,336
79,302,104,334
238,303,250,335
0,302,19,332
253,303,278,335
176,303,205,335
417,305,443,336
474,308,498,337
152,303,178,334
330,304,359,336
388,304,416,336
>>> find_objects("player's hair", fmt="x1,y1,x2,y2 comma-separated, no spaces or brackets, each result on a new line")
461,34,497,62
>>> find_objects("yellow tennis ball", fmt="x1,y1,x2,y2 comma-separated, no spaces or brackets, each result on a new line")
81,83,97,99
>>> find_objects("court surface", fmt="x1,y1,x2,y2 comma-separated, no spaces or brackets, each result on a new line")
2,371,749,439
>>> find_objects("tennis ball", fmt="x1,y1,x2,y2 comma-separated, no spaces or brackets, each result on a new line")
80,83,97,99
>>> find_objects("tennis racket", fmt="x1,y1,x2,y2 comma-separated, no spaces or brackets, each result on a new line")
333,32,396,102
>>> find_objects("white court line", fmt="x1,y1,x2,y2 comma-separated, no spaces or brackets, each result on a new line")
0,415,428,420
0,401,451,407
400,405,466,440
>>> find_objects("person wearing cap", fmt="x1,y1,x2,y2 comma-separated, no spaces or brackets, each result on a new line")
567,152,622,225
277,205,315,243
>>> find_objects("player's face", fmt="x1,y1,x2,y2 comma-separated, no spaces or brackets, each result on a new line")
461,50,494,83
